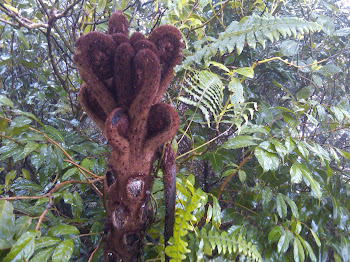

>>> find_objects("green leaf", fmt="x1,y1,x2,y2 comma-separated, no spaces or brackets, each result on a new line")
35,237,61,250
11,116,32,128
62,167,78,180
15,29,30,50
293,237,305,262
295,141,309,158
211,195,221,229
178,70,224,126
334,27,350,36
15,216,32,237
45,126,65,143
299,164,322,199
21,169,31,180
318,64,341,76
238,169,246,183
0,95,14,107
291,163,321,198
277,231,293,254
236,67,254,78
3,230,37,262
222,135,258,149
290,163,303,184
280,40,299,56
205,204,213,225
255,147,279,172
11,180,42,192
14,142,39,162
208,152,224,175
0,200,15,240
271,139,288,159
268,226,283,244
5,170,17,190
0,118,8,132
52,239,74,262
285,136,296,152
228,78,244,104
310,229,321,247
299,237,316,262
30,247,54,262
209,61,230,72
336,148,350,160
47,224,79,236
183,15,321,66
72,191,82,218
331,106,344,122
312,74,323,86
0,237,14,250
297,86,312,100
282,195,299,219
276,194,287,219
96,0,106,13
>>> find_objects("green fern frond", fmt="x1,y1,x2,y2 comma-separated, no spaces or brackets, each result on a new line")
183,15,321,67
178,70,224,126
178,70,257,128
197,228,263,262
165,175,208,261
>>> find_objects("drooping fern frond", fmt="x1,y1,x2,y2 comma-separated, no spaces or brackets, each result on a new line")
197,228,263,262
182,15,321,67
178,70,257,128
178,70,224,126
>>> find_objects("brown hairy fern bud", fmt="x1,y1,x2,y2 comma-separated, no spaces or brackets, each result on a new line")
108,10,129,36
74,10,183,261
74,32,117,118
129,31,145,44
113,43,135,108
149,25,184,102
111,33,129,47
78,84,106,129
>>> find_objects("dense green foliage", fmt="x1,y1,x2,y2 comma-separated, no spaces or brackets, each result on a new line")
1,0,349,261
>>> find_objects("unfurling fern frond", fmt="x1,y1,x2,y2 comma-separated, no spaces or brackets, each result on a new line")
197,228,263,262
178,70,224,126
183,15,321,67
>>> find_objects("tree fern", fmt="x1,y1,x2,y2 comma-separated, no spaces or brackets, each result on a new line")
183,15,321,67
197,228,263,262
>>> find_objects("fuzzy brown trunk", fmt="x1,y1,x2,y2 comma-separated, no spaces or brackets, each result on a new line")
73,11,183,261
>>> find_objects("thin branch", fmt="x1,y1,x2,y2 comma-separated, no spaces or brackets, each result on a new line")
188,0,230,33
88,237,103,262
0,3,48,29
216,151,254,199
63,159,100,178
28,126,103,196
0,17,19,27
305,125,349,138
0,116,103,197
35,195,53,230
0,177,104,201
